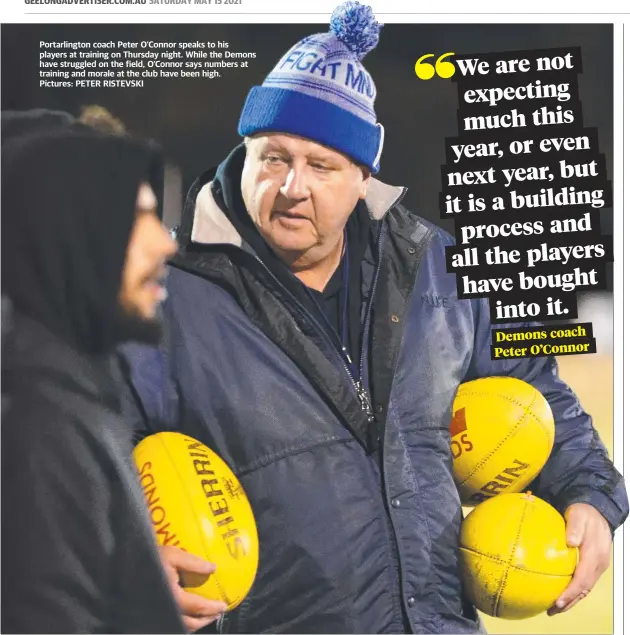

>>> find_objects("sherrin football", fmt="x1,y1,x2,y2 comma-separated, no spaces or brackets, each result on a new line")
133,431,259,610
459,491,578,619
450,377,555,506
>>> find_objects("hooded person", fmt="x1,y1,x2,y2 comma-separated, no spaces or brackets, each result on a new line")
0,126,225,634
120,3,627,633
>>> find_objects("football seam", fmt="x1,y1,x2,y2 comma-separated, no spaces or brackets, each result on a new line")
154,433,231,607
526,402,555,455
460,384,553,448
456,388,540,486
493,497,528,616
458,547,574,577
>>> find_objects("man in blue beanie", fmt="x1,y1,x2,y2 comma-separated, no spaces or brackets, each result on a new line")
120,3,627,632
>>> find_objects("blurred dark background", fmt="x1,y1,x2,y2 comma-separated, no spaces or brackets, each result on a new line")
1,22,613,287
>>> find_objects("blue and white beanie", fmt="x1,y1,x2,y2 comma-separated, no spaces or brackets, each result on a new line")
238,1,385,173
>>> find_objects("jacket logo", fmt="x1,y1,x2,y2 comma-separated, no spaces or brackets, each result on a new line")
420,293,449,308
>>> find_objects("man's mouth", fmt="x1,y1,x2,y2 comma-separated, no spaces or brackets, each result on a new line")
146,280,168,303
272,210,310,224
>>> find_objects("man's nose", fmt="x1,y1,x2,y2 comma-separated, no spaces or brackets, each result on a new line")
280,165,310,201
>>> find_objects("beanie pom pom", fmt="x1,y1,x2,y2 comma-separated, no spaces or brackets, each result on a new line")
329,1,383,60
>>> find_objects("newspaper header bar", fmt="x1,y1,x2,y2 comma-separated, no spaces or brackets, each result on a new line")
3,0,630,18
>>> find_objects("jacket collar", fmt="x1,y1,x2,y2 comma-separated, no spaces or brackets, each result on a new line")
188,159,407,248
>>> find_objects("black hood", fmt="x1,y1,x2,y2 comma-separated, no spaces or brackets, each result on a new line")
2,127,165,356
1,108,76,145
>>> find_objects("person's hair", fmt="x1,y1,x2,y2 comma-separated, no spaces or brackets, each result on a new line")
78,105,127,136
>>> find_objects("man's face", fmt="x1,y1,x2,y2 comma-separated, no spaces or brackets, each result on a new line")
118,183,177,321
241,133,370,267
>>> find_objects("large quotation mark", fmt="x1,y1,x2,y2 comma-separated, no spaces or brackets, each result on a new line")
415,52,456,80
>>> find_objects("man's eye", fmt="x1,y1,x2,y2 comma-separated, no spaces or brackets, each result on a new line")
264,155,284,165
312,164,331,172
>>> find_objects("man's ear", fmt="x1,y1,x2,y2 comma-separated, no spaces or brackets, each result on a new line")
359,167,371,199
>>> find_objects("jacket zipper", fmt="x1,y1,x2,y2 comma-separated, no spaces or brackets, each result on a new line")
357,221,385,423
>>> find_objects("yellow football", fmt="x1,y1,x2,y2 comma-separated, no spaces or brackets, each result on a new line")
450,376,555,506
459,492,578,619
133,432,259,611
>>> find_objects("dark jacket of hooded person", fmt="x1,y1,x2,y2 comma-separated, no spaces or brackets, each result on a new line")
1,127,186,634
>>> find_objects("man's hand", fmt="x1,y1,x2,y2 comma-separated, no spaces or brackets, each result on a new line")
547,503,612,616
159,545,228,632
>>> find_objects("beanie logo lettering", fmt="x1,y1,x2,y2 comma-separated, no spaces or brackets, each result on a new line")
280,51,342,81
345,64,374,98
278,51,374,98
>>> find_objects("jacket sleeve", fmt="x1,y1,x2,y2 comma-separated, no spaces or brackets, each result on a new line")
463,297,628,532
